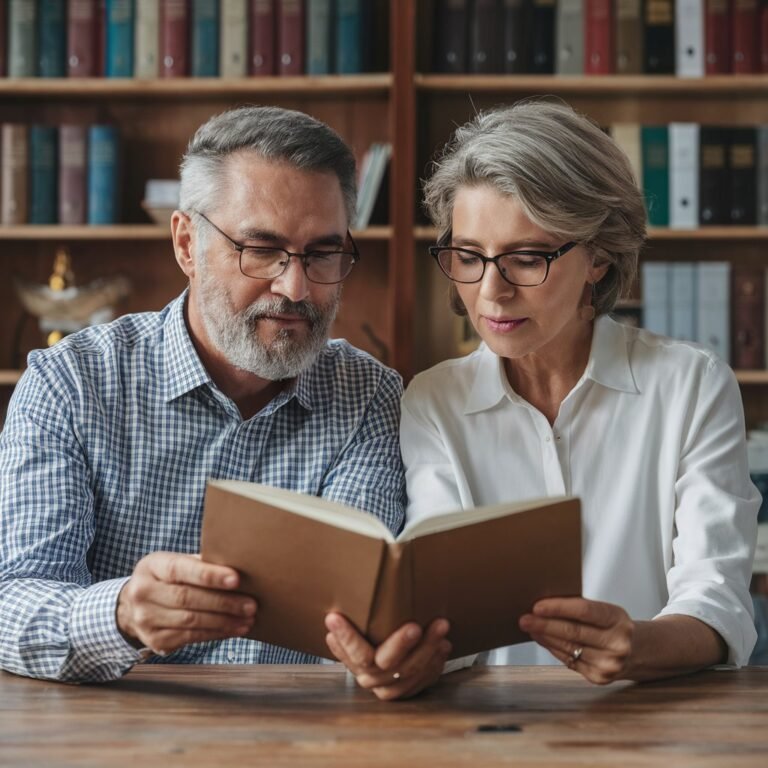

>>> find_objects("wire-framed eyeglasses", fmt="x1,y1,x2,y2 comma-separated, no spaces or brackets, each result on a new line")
194,210,360,285
429,239,578,287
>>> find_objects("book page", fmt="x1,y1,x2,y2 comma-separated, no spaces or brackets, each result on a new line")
397,495,573,542
208,480,396,542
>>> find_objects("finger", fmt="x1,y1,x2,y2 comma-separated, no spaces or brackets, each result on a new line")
520,613,607,649
387,621,451,678
531,598,621,628
372,639,452,700
325,613,376,670
147,624,253,656
372,623,422,671
145,582,257,618
325,631,354,668
147,552,241,590
149,607,256,633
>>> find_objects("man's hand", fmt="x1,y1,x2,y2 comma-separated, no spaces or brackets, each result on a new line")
117,552,257,656
325,612,451,700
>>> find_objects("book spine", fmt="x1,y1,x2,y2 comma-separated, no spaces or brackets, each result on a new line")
732,266,765,370
277,0,305,75
762,0,768,72
641,261,671,336
160,0,189,77
615,0,643,73
367,542,413,647
87,125,120,225
105,0,134,77
0,1,6,78
8,0,36,77
610,123,643,189
528,0,556,74
135,0,160,78
38,0,66,77
585,0,613,74
58,124,88,225
29,124,58,224
469,0,499,74
306,0,332,74
643,0,675,74
556,0,584,76
1,124,29,225
670,262,698,341
758,125,768,226
697,261,731,362
705,0,731,74
732,0,760,73
669,122,700,230
435,0,468,73
675,0,705,77
220,0,248,77
67,0,98,77
248,0,275,74
191,0,219,77
729,127,758,225
501,0,525,74
335,0,366,74
641,125,670,227
699,126,729,225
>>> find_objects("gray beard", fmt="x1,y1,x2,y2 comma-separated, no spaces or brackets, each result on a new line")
197,270,340,381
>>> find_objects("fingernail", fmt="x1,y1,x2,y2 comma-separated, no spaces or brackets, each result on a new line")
436,619,450,635
325,614,341,631
224,574,238,588
405,625,421,641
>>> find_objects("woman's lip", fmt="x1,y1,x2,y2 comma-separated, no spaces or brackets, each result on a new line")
483,316,528,331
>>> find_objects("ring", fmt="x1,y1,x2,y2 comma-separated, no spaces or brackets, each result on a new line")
392,672,401,680
571,647,583,662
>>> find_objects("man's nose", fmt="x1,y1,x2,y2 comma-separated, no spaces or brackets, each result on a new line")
270,255,311,303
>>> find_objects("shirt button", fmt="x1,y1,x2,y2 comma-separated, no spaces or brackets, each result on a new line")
545,436,551,442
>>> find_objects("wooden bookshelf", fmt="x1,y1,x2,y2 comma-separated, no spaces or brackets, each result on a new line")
0,370,22,386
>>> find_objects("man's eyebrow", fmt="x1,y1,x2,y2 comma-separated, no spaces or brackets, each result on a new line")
237,228,346,248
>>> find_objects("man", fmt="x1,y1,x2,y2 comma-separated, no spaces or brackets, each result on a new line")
0,107,450,696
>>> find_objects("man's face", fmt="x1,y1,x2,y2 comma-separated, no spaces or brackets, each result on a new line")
188,152,348,380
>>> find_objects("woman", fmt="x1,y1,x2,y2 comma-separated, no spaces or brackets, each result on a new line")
400,100,759,684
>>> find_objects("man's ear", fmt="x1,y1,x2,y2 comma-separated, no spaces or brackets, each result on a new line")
171,210,196,278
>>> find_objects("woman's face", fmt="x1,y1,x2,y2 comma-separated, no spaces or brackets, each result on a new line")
451,185,604,363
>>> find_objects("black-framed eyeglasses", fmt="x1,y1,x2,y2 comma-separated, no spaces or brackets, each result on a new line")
429,238,578,287
193,210,360,285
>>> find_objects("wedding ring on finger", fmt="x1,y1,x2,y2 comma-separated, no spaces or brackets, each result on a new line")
392,672,401,680
571,647,583,662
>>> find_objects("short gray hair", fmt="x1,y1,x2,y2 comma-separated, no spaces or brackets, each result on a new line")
179,105,357,221
423,99,647,316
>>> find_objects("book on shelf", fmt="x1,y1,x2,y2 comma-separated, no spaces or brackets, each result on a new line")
67,0,100,77
277,0,305,75
59,124,88,225
643,0,675,74
160,0,190,77
434,0,468,74
220,0,248,77
759,125,768,226
699,126,729,225
610,123,642,189
200,480,582,660
615,0,643,74
669,122,700,230
87,125,120,225
641,125,670,227
135,0,160,78
705,0,731,74
354,142,391,230
469,0,499,74
732,266,765,370
502,0,526,74
670,262,697,342
556,0,584,76
0,124,29,225
105,0,135,77
762,0,768,73
641,261,671,337
191,0,220,77
306,0,332,75
729,127,758,225
0,2,5,78
249,0,276,75
335,0,367,74
29,125,58,225
38,0,66,78
528,0,557,74
675,0,704,77
8,0,37,77
585,0,613,74
731,0,760,74
697,261,731,363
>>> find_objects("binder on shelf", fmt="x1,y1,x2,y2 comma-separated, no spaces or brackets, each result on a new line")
729,127,758,225
528,0,557,74
220,0,248,77
87,125,120,225
29,125,58,225
0,2,5,78
469,0,499,73
59,125,88,226
8,0,36,77
732,267,765,370
675,0,704,77
670,262,697,342
1,124,29,225
731,0,760,73
697,262,730,363
160,0,190,77
67,0,99,77
611,123,642,189
643,0,675,74
704,0,731,74
641,125,669,227
38,0,66,77
761,0,768,72
502,0,526,74
615,0,643,74
135,0,160,78
335,0,366,74
191,0,219,77
641,261,671,336
555,0,584,76
434,0,468,73
585,0,613,74
277,0,305,75
105,0,135,77
699,127,729,225
250,0,276,75
758,125,768,227
669,123,700,230
306,0,333,75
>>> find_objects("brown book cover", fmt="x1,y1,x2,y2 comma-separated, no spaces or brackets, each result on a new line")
732,267,765,370
731,0,760,73
615,0,643,73
277,0,305,75
1,124,28,225
705,0,731,74
200,480,582,660
160,0,189,77
58,125,87,225
249,0,275,75
67,0,99,76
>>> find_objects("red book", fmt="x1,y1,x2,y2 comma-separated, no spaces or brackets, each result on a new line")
732,267,765,370
249,0,276,75
277,0,305,75
58,125,87,225
0,0,7,78
585,0,614,74
67,0,99,77
762,0,768,72
732,0,760,73
705,0,731,74
95,0,106,76
160,0,190,78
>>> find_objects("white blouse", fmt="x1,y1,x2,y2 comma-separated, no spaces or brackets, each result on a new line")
401,316,759,666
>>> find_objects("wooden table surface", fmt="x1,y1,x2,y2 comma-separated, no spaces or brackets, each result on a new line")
1,664,767,767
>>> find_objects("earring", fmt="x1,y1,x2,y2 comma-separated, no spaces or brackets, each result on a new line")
578,283,596,322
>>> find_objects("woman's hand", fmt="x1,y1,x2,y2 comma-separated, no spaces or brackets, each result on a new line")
519,597,635,684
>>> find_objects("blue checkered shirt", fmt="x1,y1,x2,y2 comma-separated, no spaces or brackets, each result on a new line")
0,292,405,682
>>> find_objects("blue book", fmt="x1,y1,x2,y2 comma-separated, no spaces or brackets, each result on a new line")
192,0,219,77
29,125,58,224
38,0,66,77
87,125,120,225
307,0,333,75
105,0,135,77
335,0,364,74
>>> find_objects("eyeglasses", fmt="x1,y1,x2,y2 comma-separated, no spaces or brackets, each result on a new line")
193,211,360,285
429,238,578,287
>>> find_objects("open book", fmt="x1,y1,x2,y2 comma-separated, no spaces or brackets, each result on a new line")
200,480,581,660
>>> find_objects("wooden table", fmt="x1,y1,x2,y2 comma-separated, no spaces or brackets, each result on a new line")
1,665,767,767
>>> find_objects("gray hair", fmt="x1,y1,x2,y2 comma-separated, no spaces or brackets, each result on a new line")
179,105,357,221
423,99,647,316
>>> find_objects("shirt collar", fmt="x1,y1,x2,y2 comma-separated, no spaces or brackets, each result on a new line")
464,314,638,415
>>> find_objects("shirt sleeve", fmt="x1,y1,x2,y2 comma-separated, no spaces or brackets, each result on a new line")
658,358,760,666
0,359,142,682
320,367,406,536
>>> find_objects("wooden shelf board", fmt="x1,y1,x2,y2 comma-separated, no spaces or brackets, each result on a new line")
416,74,768,94
0,75,393,98
0,370,22,386
414,226,768,240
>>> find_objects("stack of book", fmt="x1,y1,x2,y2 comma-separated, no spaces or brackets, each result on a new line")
353,142,391,230
432,0,768,76
0,123,120,225
0,0,374,79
